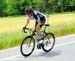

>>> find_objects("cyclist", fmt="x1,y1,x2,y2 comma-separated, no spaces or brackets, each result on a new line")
23,8,46,49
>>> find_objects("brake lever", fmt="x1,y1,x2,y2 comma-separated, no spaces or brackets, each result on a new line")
23,28,27,33
23,28,32,33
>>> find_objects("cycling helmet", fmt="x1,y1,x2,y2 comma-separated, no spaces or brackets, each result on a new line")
25,8,34,14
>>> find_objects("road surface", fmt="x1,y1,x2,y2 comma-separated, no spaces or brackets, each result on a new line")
0,34,75,61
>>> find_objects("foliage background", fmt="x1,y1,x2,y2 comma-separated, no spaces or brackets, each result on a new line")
0,0,75,16
0,0,75,49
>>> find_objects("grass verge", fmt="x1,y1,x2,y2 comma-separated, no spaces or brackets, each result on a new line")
0,13,75,50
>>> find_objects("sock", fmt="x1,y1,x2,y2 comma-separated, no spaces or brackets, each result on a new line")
37,34,43,41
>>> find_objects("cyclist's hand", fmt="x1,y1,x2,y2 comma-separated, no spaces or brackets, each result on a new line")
22,27,27,33
23,26,26,29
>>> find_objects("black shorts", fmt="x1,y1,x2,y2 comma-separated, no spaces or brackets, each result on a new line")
35,16,46,28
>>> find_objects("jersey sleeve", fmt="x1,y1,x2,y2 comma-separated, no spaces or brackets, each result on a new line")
36,15,40,21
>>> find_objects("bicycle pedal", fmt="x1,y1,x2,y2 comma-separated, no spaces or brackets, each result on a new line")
37,44,42,49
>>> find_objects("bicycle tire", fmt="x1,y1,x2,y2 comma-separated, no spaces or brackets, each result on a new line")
20,36,35,57
42,33,55,52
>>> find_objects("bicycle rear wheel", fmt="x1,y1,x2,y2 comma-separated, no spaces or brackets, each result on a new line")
20,36,35,57
42,33,55,52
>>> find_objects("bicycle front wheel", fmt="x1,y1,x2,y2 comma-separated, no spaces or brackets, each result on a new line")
42,33,55,52
20,36,35,57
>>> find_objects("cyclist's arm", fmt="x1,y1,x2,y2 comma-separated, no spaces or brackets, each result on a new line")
23,18,30,28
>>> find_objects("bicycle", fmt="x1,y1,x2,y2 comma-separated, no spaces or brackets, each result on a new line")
20,24,55,57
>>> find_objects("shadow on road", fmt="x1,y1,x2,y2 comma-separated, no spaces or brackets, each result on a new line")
14,49,62,60
31,49,62,58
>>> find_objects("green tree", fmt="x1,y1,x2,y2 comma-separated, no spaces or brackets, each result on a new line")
0,0,75,16
48,0,58,12
0,0,7,16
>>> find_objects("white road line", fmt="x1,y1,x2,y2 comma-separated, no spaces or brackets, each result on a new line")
0,40,75,60
0,55,21,60
55,41,75,47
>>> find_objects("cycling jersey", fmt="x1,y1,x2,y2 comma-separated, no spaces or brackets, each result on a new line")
27,10,46,27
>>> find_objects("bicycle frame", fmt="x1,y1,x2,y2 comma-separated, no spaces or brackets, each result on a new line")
23,24,50,38
20,24,55,57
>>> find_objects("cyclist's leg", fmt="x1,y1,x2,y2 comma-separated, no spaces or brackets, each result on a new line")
35,21,42,49
35,16,46,40
35,21,41,39
36,18,46,49
37,18,46,39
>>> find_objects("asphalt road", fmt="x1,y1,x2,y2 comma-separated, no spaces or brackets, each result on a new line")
0,34,75,61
